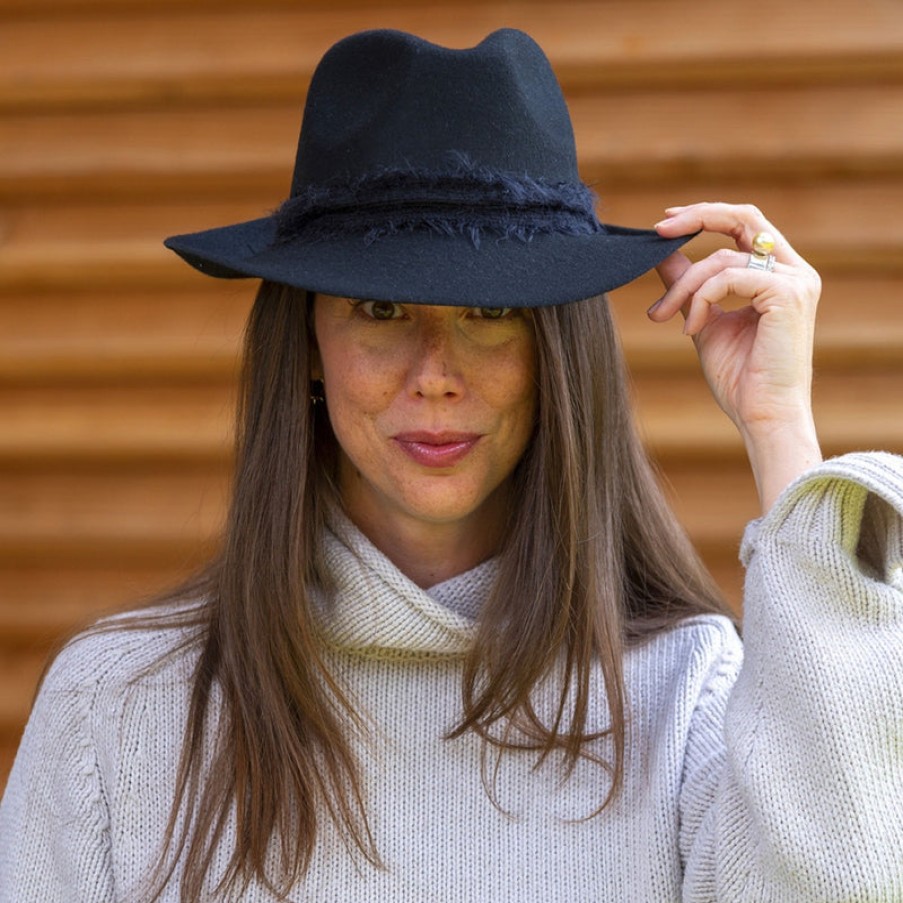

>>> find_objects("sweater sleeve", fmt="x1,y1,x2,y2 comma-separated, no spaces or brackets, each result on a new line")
683,451,903,903
0,644,115,903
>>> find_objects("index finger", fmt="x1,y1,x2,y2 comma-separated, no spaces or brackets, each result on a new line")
655,202,804,266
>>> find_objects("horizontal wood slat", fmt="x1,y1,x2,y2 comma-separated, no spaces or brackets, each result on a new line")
0,562,196,642
663,460,761,553
635,370,903,459
3,271,900,385
0,286,252,345
4,179,903,295
5,85,903,202
0,286,252,383
1,369,901,465
3,0,903,111
0,651,55,732
0,743,16,791
0,465,229,562
0,385,235,460
0,0,438,11
613,273,903,371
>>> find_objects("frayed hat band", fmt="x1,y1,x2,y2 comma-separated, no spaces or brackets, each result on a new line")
273,159,604,248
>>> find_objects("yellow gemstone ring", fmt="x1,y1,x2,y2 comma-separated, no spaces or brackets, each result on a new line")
748,231,776,272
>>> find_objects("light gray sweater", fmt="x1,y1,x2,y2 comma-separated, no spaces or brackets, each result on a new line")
1,453,902,901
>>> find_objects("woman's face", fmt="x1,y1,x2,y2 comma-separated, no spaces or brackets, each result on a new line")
313,294,537,551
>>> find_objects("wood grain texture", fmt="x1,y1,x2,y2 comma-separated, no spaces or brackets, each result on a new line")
3,1,903,110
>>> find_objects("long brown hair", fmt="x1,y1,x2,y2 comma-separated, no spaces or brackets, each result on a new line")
130,280,730,900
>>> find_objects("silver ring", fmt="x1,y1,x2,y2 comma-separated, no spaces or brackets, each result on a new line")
747,253,776,272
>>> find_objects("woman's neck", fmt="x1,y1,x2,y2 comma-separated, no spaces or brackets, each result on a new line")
339,495,507,589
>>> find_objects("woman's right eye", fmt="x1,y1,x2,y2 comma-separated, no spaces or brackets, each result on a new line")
358,300,403,321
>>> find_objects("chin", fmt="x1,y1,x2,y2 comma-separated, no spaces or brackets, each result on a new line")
403,498,485,526
399,482,502,527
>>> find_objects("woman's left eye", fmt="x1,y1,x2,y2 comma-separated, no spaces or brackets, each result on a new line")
359,300,403,320
474,307,513,320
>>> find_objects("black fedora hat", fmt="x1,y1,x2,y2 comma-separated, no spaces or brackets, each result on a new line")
164,29,694,308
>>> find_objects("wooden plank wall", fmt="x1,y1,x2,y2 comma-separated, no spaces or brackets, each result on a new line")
2,0,902,790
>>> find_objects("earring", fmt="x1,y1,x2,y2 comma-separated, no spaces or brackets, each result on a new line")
310,378,325,405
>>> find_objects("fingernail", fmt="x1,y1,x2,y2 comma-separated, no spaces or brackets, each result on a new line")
647,297,664,316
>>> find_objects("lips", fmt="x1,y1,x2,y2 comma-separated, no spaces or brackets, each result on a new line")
393,431,482,468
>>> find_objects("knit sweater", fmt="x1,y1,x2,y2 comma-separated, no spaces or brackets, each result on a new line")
2,452,902,902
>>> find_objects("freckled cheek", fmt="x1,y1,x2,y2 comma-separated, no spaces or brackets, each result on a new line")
325,353,403,419
484,357,538,425
324,392,386,472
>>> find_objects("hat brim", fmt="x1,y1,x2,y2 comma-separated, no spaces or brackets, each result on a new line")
164,218,696,308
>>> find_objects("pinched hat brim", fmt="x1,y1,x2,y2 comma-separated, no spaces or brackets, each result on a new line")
164,218,696,308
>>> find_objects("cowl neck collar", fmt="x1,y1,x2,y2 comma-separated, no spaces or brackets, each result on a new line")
317,510,498,659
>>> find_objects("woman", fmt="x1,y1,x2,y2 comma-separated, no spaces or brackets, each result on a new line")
1,28,901,903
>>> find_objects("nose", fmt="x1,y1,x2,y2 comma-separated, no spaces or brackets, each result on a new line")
406,314,465,400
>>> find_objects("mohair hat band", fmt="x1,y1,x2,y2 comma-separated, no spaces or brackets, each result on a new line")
164,28,695,308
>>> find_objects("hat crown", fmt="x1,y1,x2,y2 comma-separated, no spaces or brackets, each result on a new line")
291,29,580,194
